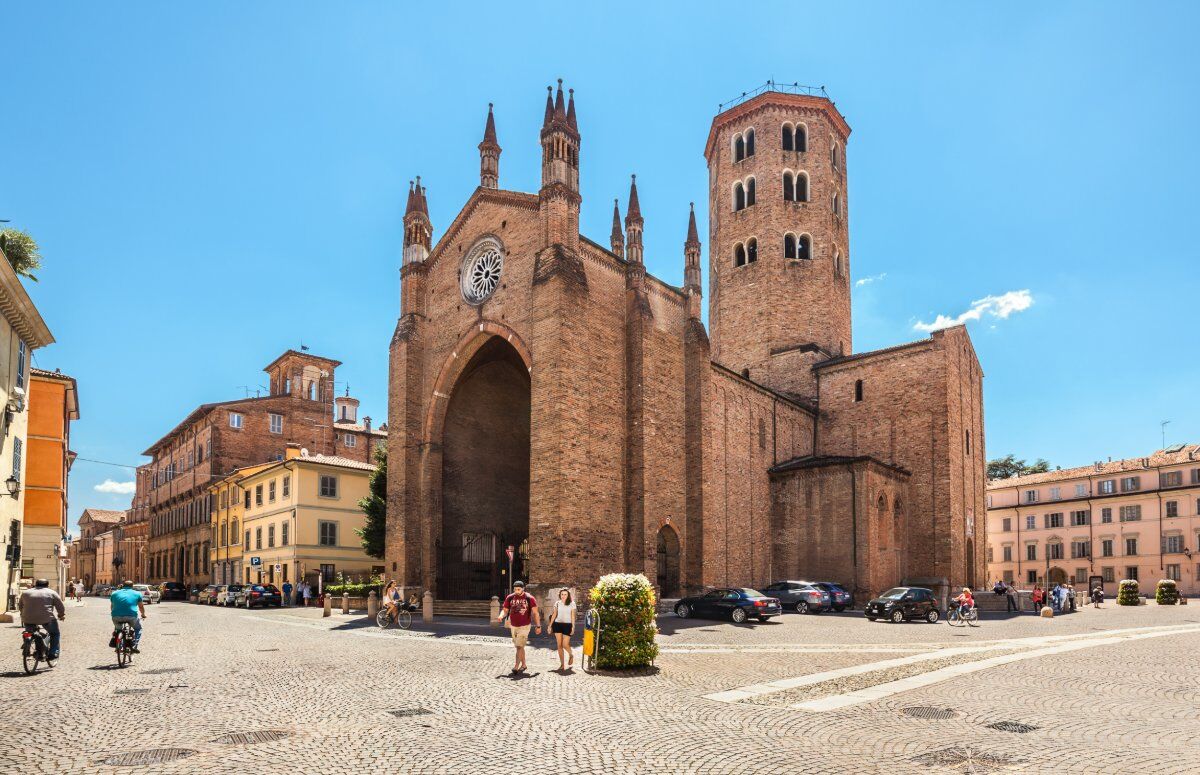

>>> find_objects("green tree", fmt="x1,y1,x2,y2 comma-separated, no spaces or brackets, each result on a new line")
356,445,386,559
987,454,1051,480
0,228,42,281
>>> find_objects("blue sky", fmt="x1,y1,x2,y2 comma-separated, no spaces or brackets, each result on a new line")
3,3,1197,532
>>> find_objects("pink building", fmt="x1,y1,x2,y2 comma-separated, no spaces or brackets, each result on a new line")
987,444,1200,597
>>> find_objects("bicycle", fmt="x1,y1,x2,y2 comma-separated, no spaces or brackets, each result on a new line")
947,605,979,627
21,625,56,675
375,601,415,630
113,621,137,667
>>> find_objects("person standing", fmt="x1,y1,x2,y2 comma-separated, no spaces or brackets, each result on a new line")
549,588,577,671
19,579,66,659
72,579,84,603
301,581,312,607
282,581,293,607
1005,582,1019,613
1031,584,1044,613
497,581,540,674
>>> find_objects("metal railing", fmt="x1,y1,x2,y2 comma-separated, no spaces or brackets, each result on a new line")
718,80,830,113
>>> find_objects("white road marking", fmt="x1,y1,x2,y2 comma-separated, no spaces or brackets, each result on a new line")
791,624,1200,711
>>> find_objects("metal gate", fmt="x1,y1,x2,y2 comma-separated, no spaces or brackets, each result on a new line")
436,532,527,600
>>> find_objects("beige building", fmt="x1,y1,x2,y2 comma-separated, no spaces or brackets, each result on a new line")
95,529,116,586
207,461,274,585
238,446,380,592
987,444,1200,597
0,239,55,619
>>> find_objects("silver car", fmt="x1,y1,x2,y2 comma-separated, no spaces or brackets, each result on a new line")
132,584,160,604
762,580,832,614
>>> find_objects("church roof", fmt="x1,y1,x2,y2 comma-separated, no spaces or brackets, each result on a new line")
769,454,910,477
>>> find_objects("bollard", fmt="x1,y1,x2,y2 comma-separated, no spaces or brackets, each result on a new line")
490,596,501,627
1040,605,1054,618
367,590,378,618
341,592,350,615
322,593,332,617
423,590,434,623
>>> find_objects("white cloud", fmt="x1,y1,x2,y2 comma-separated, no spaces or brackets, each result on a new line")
855,272,887,287
913,289,1033,332
94,479,136,495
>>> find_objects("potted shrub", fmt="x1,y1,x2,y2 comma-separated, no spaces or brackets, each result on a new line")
1155,579,1179,605
1117,579,1140,606
589,573,659,670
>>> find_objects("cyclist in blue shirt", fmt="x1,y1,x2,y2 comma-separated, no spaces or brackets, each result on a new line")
109,580,147,653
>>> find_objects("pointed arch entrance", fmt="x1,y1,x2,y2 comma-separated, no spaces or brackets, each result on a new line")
656,524,681,597
436,335,531,600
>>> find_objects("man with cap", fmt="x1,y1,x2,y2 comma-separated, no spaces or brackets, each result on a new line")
497,581,541,673
19,579,66,659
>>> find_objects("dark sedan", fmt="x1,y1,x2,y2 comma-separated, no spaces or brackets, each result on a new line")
865,587,939,623
240,584,282,608
674,588,782,624
158,582,188,602
812,581,854,612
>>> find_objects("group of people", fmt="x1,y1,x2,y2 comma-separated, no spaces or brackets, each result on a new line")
18,578,147,661
497,581,577,674
994,579,1107,613
279,580,315,606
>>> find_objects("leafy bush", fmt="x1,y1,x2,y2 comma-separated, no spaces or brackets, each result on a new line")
324,572,383,598
0,228,42,281
590,573,659,670
1117,579,1140,606
1155,579,1179,605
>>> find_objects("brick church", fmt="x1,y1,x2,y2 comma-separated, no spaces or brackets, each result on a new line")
386,82,986,603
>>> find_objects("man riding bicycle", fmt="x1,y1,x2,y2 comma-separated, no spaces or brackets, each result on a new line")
109,580,147,653
19,579,65,659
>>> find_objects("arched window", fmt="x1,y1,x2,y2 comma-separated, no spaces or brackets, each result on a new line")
832,192,840,215
831,141,839,169
877,495,888,550
747,238,758,263
783,171,795,202
854,379,863,402
797,234,812,261
746,177,756,206
781,123,794,151
796,172,809,202
734,243,746,267
784,233,797,259
745,128,755,156
796,124,808,152
734,182,745,212
734,133,745,162
835,250,843,278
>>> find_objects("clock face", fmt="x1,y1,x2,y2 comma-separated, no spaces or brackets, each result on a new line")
460,242,503,305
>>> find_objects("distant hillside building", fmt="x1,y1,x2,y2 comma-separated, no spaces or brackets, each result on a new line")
385,83,986,603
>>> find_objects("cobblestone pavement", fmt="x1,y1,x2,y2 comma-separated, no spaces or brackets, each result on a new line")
1,599,1197,774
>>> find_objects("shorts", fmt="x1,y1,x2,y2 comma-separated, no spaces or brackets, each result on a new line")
551,622,572,636
509,624,531,647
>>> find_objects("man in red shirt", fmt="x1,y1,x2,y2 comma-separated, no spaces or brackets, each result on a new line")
498,580,541,673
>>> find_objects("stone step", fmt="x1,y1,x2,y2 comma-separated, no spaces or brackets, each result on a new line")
433,600,494,618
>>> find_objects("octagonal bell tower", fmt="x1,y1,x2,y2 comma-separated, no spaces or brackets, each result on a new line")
705,86,852,399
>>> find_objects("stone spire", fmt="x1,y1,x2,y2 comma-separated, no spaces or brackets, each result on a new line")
684,202,702,310
566,88,577,132
538,80,582,250
610,199,624,259
478,103,501,189
624,175,644,264
403,177,432,264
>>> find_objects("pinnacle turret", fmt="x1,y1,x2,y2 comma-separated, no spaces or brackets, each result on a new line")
610,198,624,259
625,175,644,264
478,103,501,189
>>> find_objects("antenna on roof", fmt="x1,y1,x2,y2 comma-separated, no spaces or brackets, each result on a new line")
1161,419,1171,450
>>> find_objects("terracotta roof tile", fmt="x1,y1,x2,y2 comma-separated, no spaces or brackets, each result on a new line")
990,444,1200,488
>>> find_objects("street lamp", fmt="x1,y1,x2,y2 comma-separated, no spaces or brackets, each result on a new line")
5,476,19,498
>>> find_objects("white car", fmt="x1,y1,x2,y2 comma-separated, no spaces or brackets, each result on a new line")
132,584,160,604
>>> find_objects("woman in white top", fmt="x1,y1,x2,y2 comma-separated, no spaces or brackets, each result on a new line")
549,588,577,670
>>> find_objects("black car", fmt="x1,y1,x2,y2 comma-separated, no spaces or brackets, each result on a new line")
674,588,782,623
865,587,939,623
761,580,831,614
158,582,188,602
240,584,282,608
812,581,854,612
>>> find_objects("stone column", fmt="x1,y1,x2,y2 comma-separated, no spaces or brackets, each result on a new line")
367,590,378,618
322,593,332,618
341,592,350,615
490,596,501,627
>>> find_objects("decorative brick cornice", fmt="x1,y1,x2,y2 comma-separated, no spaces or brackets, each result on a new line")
705,92,851,160
424,188,539,274
391,313,423,344
533,244,588,290
538,182,582,206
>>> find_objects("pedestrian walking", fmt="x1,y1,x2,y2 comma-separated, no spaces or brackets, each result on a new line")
282,581,293,607
72,579,84,603
1031,584,1044,613
1091,586,1104,608
301,582,312,607
1067,584,1077,612
1005,583,1018,612
549,588,577,671
497,580,540,674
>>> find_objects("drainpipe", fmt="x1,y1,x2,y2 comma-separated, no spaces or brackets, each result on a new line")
846,463,859,597
1015,504,1021,580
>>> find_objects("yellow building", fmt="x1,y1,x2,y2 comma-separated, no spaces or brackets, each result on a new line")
208,461,274,585
239,446,381,591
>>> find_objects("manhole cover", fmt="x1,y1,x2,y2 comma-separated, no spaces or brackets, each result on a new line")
387,707,432,718
903,706,959,720
986,721,1039,734
102,749,196,766
141,668,184,675
114,688,151,695
910,747,1020,773
212,730,291,745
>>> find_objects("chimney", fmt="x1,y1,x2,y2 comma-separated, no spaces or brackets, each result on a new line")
285,443,302,460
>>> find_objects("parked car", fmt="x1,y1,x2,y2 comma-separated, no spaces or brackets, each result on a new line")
865,587,939,623
240,584,282,608
132,584,160,604
93,584,113,598
158,582,188,602
217,584,245,607
198,585,220,605
761,580,830,614
812,581,853,612
673,588,782,623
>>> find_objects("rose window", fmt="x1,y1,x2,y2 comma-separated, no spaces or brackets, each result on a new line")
460,244,503,304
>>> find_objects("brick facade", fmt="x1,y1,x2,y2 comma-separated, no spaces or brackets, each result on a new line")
386,85,987,603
